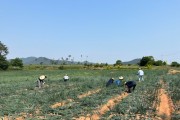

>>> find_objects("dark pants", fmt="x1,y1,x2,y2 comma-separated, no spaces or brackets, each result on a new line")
127,84,136,93
64,79,68,82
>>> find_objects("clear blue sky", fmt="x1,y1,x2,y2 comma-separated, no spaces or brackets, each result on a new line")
0,0,180,64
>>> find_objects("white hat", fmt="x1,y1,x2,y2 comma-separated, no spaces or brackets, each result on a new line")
39,75,46,80
119,76,124,80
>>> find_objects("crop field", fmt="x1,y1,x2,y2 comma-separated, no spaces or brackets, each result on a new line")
0,69,179,120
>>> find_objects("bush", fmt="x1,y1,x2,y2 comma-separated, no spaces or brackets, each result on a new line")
10,58,23,68
58,65,64,70
171,61,180,67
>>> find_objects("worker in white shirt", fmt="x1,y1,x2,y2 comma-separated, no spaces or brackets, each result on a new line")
137,68,144,82
63,74,69,82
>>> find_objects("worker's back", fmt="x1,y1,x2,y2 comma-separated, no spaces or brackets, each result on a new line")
125,81,136,87
106,78,114,87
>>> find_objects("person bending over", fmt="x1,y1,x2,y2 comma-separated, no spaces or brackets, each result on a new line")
124,81,136,93
106,78,114,87
114,76,124,86
37,75,47,88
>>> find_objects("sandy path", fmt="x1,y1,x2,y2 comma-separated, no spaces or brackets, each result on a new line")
3,113,29,120
78,88,101,99
167,69,180,75
51,88,101,108
156,80,174,120
50,99,73,108
76,92,128,120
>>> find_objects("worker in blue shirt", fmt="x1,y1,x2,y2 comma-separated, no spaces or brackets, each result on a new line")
106,78,114,87
114,76,123,86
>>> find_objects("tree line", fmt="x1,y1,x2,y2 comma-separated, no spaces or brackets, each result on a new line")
0,41,179,70
0,41,23,70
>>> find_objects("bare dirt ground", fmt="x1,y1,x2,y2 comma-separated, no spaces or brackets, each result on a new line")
50,88,101,109
156,80,174,120
50,99,73,108
167,69,180,75
77,88,101,99
75,92,128,120
2,113,33,120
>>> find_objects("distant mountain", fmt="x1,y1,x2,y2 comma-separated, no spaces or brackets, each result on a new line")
20,57,79,65
20,57,141,65
122,58,141,65
21,57,37,64
21,57,52,65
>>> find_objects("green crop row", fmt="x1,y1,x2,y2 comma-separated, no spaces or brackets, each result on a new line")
101,69,164,119
1,69,177,120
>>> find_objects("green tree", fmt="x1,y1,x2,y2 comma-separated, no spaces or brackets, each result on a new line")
139,56,155,66
171,61,180,67
163,61,167,65
154,60,163,66
115,60,122,66
0,41,9,70
10,58,23,68
0,56,9,70
0,41,8,57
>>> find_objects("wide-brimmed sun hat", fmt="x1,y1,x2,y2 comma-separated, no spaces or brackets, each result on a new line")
39,75,46,80
119,76,124,80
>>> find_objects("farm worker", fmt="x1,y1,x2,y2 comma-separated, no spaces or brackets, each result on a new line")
63,74,69,82
106,78,114,87
114,76,123,86
37,75,47,88
137,68,144,82
124,81,136,93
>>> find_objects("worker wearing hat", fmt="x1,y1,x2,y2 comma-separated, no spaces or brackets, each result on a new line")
63,74,69,82
106,77,114,87
114,76,123,86
37,75,47,88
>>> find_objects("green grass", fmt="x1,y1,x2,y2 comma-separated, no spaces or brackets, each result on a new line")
0,69,178,119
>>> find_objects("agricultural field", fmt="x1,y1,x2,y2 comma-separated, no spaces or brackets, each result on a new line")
0,68,179,120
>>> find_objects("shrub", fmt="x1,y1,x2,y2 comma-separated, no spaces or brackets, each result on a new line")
58,65,64,70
